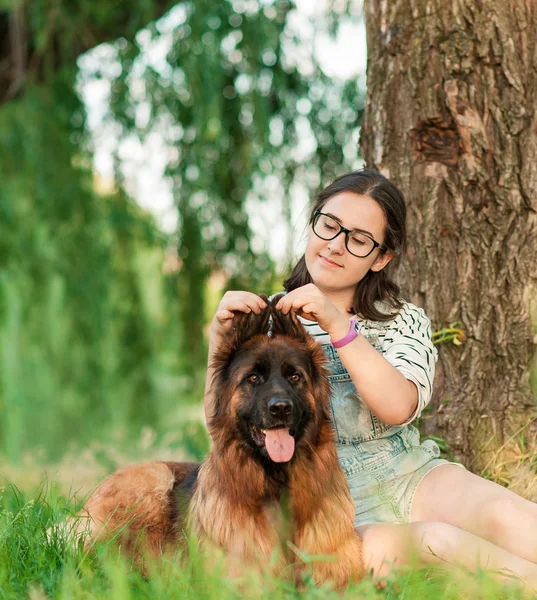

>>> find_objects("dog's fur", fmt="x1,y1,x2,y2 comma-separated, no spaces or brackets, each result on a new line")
79,297,363,588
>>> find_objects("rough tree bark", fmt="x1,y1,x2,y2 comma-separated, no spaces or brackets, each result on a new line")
361,0,537,487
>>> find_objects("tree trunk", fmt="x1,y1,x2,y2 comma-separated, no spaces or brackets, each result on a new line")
361,0,537,488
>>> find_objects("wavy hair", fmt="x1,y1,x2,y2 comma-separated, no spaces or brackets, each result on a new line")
283,169,407,322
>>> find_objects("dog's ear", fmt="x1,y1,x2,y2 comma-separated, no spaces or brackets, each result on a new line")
212,295,271,369
209,295,271,425
269,294,310,344
231,294,271,348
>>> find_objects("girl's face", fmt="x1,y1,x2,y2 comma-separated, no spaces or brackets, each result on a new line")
305,191,393,298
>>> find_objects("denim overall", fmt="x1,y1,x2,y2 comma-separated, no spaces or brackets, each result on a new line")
299,303,462,525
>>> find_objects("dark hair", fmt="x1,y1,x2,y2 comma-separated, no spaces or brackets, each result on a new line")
283,169,407,321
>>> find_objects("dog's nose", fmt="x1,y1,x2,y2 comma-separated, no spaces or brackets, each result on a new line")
268,397,292,419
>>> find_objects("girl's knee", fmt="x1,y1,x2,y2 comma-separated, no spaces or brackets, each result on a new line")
359,524,412,576
475,495,526,541
358,521,460,576
410,520,460,558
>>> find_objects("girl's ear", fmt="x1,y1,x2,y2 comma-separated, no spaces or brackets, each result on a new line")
370,250,393,272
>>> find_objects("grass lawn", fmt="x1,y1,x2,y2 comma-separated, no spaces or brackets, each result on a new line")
0,460,533,600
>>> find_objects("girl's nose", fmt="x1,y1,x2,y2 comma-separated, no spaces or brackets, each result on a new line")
327,232,346,254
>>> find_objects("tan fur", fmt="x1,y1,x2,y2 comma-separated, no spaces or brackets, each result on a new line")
79,304,363,589
78,461,196,566
80,440,363,587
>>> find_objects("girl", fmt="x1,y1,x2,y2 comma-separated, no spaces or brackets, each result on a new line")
204,169,537,588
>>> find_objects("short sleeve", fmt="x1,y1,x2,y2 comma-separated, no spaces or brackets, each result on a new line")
382,303,438,426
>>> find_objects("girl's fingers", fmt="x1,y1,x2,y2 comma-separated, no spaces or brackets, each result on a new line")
295,302,318,318
215,309,235,322
278,294,316,315
276,291,298,313
212,292,268,337
249,295,268,313
276,284,324,313
220,300,253,316
221,292,266,314
220,297,264,314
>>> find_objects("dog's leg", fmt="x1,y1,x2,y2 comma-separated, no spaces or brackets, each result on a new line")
78,461,198,565
293,497,363,590
291,448,364,590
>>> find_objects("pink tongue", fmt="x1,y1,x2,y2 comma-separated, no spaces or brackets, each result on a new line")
264,428,295,462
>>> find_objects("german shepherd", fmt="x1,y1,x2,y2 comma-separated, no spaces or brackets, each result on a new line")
78,296,363,589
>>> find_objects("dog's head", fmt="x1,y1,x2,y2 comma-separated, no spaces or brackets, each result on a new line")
209,295,331,465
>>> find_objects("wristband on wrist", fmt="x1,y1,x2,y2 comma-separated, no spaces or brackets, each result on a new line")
330,318,362,348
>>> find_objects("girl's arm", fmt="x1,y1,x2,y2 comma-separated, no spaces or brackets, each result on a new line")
204,291,267,425
331,327,420,426
277,284,433,426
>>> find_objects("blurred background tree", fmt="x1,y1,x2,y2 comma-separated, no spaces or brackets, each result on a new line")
0,0,365,460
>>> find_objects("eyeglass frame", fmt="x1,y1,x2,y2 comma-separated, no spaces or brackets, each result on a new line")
312,210,387,258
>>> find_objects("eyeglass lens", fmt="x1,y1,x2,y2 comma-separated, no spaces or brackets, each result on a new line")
313,213,375,257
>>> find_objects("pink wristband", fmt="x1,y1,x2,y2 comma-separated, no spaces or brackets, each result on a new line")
330,318,362,348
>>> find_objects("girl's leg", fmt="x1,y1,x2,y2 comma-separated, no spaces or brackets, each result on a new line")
357,520,537,589
410,465,537,563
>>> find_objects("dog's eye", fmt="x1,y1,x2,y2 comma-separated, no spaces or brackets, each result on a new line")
247,374,260,384
289,373,301,383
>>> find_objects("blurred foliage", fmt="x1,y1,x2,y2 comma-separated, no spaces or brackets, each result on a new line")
0,0,365,459
91,0,365,369
0,80,181,459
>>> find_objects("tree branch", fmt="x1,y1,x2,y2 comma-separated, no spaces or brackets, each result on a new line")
0,0,177,105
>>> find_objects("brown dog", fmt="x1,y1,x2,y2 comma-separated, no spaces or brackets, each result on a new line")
79,297,363,588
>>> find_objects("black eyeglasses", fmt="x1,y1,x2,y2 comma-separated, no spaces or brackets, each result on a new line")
312,210,386,258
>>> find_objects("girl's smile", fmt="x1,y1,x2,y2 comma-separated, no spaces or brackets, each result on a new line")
319,254,343,268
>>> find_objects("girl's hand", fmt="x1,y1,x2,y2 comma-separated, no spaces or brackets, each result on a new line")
211,291,267,340
275,284,350,339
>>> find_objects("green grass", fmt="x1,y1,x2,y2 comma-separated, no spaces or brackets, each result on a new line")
0,480,532,600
